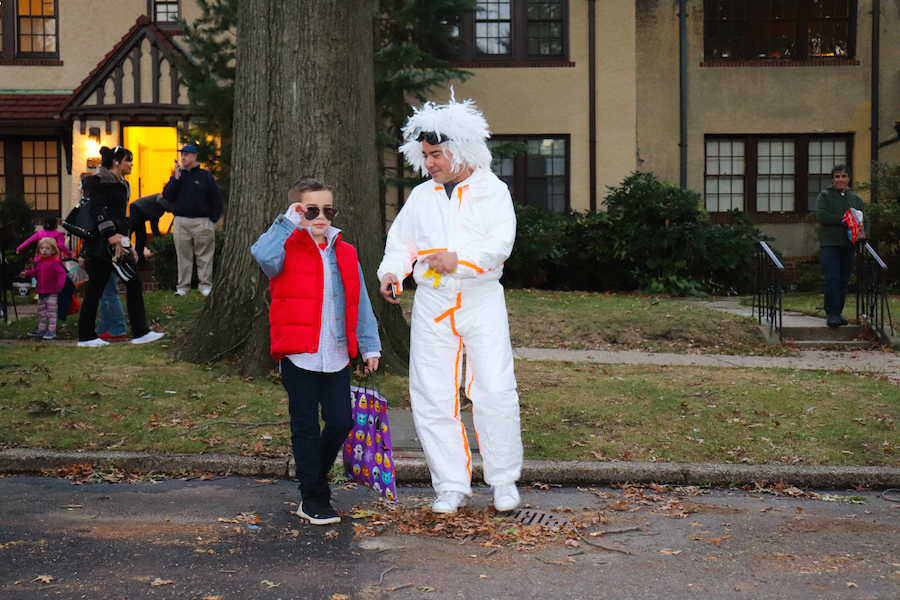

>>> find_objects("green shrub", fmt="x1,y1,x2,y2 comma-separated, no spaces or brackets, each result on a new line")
503,172,765,295
0,191,34,272
149,230,225,290
503,205,573,288
601,172,764,296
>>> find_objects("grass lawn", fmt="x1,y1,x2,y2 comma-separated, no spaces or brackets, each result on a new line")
1,289,897,466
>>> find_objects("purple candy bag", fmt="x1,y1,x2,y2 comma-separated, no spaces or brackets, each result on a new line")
343,386,397,502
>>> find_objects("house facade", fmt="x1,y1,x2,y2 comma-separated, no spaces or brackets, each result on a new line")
441,0,900,258
3,1,898,263
0,0,201,232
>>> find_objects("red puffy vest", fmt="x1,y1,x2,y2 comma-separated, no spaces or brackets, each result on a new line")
268,229,361,361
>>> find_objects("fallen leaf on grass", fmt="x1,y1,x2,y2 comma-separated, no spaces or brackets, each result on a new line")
707,536,731,547
761,506,774,512
565,539,580,548
419,586,435,592
32,575,54,584
261,580,280,588
150,578,173,587
659,548,681,555
846,582,858,588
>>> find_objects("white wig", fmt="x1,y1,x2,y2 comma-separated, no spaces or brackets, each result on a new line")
399,90,493,177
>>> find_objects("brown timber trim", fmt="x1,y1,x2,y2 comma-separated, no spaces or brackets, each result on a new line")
452,61,575,68
701,59,860,68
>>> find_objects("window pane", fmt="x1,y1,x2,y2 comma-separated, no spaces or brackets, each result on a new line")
20,140,60,214
18,0,59,56
809,20,849,57
807,135,848,211
526,0,564,57
154,0,181,22
476,1,511,57
810,0,849,19
704,137,745,211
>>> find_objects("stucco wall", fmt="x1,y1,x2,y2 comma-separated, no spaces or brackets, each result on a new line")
438,0,637,213
0,1,200,91
635,0,894,257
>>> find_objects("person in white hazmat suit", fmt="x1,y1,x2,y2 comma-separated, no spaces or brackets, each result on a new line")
377,94,523,514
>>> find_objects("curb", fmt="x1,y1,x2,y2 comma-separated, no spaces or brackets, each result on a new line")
3,449,899,490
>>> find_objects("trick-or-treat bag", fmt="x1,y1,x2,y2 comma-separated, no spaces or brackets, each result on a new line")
842,208,864,243
343,385,397,502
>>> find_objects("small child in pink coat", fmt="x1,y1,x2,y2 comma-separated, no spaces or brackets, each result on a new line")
17,217,73,261
20,237,68,340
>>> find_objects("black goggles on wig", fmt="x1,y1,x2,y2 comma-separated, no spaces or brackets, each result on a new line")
413,128,449,145
303,206,338,221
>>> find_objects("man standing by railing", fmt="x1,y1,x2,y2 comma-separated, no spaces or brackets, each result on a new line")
815,164,866,328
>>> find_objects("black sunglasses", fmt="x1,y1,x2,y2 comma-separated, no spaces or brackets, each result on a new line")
303,206,338,220
413,128,449,145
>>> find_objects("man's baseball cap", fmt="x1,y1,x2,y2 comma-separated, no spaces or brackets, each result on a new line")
180,144,197,154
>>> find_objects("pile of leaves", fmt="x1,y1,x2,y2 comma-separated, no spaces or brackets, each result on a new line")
348,496,595,549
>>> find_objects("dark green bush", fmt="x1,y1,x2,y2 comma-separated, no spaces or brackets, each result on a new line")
503,172,765,295
0,191,34,272
149,230,225,290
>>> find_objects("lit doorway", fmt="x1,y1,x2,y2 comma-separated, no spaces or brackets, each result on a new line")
123,125,178,234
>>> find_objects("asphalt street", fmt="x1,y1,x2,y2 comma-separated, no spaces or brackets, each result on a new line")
1,475,899,600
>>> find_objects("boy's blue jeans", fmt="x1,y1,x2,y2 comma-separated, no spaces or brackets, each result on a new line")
97,274,127,337
280,359,352,500
820,245,856,320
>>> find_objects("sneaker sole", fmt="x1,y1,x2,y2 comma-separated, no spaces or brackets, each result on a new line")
296,507,340,525
431,500,467,514
494,498,520,512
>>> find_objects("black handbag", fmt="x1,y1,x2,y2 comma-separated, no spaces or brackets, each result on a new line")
62,196,95,238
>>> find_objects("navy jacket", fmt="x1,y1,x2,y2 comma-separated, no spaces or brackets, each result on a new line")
162,166,223,222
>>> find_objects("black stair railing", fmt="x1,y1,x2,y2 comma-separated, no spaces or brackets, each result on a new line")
753,241,784,342
855,242,894,343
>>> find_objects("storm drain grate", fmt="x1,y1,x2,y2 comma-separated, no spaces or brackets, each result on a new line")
511,509,567,528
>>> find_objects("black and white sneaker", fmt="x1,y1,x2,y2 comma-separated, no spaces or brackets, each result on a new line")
296,498,340,525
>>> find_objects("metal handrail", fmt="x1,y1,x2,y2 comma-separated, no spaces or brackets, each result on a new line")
855,242,894,343
753,241,784,342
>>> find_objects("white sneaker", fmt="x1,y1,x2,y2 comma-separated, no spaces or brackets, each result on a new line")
493,484,520,512
132,331,165,345
200,289,211,297
431,491,467,514
77,338,109,347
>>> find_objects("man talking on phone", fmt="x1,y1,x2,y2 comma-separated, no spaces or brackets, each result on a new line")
162,144,224,297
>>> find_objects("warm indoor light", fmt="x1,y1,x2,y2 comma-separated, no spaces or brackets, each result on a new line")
86,127,101,158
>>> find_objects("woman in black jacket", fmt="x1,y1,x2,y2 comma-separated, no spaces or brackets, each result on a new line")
77,146,165,347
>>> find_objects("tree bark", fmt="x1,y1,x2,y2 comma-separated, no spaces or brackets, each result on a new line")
178,0,409,376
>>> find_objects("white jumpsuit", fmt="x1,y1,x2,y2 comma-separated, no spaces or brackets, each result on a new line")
377,168,523,496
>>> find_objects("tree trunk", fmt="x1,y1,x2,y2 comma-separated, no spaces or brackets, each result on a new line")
178,0,409,376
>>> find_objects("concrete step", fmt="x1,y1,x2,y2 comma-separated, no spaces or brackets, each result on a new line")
781,324,867,341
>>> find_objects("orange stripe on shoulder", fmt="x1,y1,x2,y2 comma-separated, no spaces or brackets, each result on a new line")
418,248,448,256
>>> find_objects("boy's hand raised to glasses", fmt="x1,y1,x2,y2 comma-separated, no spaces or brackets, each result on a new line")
284,202,304,226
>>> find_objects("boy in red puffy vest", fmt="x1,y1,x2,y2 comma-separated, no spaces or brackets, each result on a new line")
251,178,382,525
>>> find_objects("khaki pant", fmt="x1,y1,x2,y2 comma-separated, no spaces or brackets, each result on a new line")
173,216,215,294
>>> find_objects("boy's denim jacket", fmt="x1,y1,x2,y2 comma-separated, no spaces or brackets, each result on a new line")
250,215,382,358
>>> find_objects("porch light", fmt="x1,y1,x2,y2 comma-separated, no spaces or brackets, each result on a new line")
86,127,101,158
